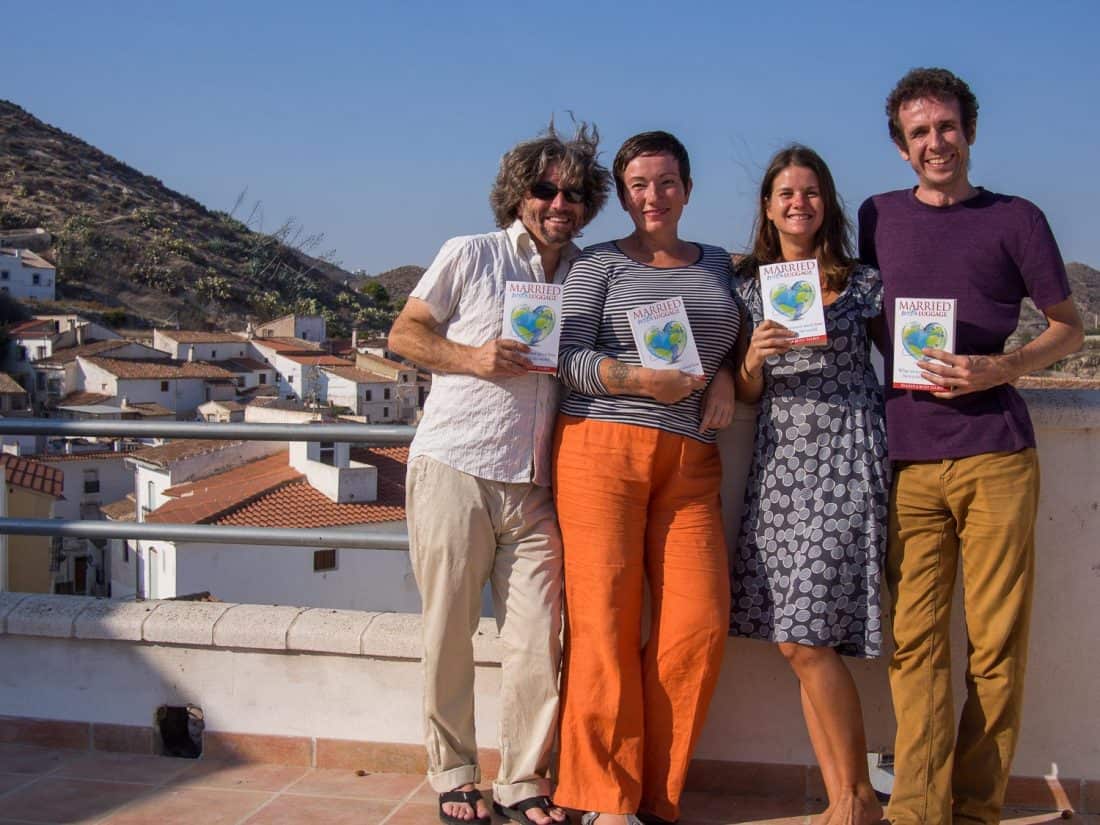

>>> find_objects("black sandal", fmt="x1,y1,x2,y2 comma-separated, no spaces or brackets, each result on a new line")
494,795,564,824
439,789,491,825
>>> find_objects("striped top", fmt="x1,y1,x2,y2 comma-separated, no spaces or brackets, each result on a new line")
558,241,742,443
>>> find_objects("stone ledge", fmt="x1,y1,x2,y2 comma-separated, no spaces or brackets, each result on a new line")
0,595,482,662
142,600,233,646
75,598,159,642
0,591,30,633
212,603,308,651
5,594,89,638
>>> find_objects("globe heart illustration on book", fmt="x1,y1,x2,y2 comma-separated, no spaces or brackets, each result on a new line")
901,321,948,360
644,321,688,363
509,304,556,345
769,280,816,321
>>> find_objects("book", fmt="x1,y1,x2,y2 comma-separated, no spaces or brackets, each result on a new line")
627,296,703,377
758,259,828,346
892,297,957,390
500,280,563,373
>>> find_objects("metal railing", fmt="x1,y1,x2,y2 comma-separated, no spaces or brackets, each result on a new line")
0,419,415,551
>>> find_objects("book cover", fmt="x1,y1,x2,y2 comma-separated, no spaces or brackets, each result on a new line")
758,259,828,346
892,297,957,390
627,296,703,377
501,280,563,373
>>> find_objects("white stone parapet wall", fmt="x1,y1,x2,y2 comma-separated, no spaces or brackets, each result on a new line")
0,388,1096,781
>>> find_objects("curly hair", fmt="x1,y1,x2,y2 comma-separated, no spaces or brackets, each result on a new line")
886,67,979,147
742,145,854,293
489,121,611,230
612,131,692,202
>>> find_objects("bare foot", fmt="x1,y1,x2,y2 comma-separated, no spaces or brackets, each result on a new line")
812,805,834,825
826,792,883,825
442,783,489,822
518,800,568,825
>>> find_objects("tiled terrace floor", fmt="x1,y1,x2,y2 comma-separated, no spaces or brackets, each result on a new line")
0,745,1094,825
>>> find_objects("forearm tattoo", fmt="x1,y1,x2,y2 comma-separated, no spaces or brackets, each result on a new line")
606,360,642,391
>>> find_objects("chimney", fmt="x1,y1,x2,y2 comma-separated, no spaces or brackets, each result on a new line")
351,329,359,350
120,396,130,409
187,344,195,362
75,323,85,346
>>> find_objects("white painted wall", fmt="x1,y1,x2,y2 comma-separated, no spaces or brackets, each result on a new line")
0,250,54,300
151,332,248,361
173,530,416,610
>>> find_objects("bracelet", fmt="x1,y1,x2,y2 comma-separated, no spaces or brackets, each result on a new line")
741,363,759,380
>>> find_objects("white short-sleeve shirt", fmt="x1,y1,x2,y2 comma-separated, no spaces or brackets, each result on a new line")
408,220,577,486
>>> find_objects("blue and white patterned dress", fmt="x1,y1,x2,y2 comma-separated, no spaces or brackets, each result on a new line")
730,264,888,658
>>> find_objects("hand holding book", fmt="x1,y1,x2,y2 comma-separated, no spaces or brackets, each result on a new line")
918,351,1014,399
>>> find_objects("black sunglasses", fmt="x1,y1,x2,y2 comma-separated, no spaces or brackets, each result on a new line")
530,181,585,204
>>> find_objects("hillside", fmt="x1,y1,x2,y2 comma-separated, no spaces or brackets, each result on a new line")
1007,262,1100,377
0,100,392,333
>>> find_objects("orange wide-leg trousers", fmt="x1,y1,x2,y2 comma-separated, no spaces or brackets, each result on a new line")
552,415,730,821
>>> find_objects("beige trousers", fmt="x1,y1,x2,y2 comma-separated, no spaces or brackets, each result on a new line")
406,455,563,807
886,449,1039,825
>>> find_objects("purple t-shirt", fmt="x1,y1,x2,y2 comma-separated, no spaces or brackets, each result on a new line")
858,188,1071,462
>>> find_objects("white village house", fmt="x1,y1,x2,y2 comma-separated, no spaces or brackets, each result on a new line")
0,248,55,301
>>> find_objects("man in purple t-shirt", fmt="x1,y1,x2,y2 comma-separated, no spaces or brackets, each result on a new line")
858,68,1083,825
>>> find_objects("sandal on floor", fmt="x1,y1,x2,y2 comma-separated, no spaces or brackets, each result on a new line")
439,789,491,825
494,796,565,824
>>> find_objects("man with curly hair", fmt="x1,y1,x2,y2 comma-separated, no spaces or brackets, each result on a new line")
389,123,610,825
859,68,1083,825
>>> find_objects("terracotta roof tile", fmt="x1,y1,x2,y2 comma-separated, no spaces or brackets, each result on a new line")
142,446,408,529
158,330,247,344
147,452,302,524
101,495,137,522
250,337,323,353
0,372,26,394
223,357,271,372
0,454,63,497
39,339,135,366
129,439,242,467
322,366,392,383
285,354,354,367
356,352,410,371
37,449,134,463
8,318,56,338
83,356,235,380
59,390,113,406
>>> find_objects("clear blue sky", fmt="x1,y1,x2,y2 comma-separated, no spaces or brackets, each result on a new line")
5,1,1099,274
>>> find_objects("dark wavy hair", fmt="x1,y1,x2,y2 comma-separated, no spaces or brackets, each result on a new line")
886,67,979,147
489,121,611,230
742,145,854,292
612,131,691,202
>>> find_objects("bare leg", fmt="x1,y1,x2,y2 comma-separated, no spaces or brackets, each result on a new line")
803,684,841,825
778,643,882,825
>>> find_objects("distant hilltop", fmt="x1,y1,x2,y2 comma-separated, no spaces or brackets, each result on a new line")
0,100,413,335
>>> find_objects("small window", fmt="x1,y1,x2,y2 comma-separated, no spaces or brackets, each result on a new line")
32,273,40,285
383,406,389,418
36,346,47,359
365,389,372,402
319,441,336,466
383,388,391,400
160,380,169,392
400,375,408,383
211,349,217,359
123,544,129,563
0,270,8,280
258,374,267,385
83,469,100,495
313,549,337,572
